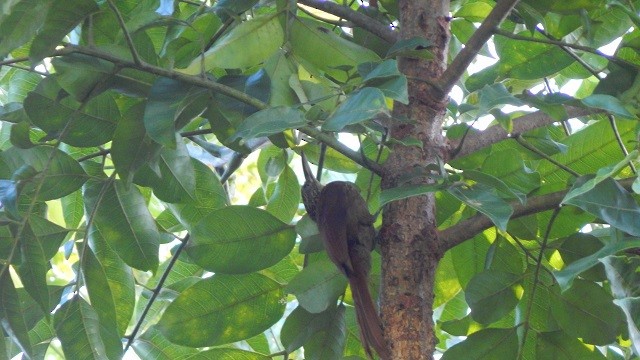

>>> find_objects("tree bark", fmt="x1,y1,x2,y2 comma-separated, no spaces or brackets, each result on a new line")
380,0,450,358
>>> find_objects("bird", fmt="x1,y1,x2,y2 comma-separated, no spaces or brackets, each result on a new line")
300,151,388,360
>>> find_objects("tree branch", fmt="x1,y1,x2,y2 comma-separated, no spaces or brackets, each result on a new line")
438,177,636,250
48,45,381,175
437,0,520,96
297,0,398,43
448,106,601,159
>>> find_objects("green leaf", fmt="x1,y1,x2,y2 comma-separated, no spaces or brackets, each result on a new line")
385,36,433,59
302,304,347,360
477,84,526,114
29,0,98,64
361,60,409,104
581,94,634,118
536,330,607,360
0,145,88,201
187,206,296,274
285,258,348,313
82,237,135,337
157,273,285,347
379,183,444,207
190,348,271,360
214,0,259,20
0,0,52,58
83,179,160,272
0,179,18,218
166,158,229,227
441,327,518,360
550,279,625,345
563,177,640,237
281,305,343,353
296,144,361,174
448,184,513,231
181,14,283,73
111,101,162,186
132,326,199,360
231,106,306,142
554,239,640,291
166,13,222,68
465,270,521,324
266,164,301,223
137,140,196,203
0,270,34,359
464,169,526,203
322,88,389,132
54,296,121,360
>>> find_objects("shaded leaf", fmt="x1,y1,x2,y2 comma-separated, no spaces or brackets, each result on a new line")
285,258,347,313
266,164,301,223
441,327,518,360
581,94,634,118
0,0,51,58
323,88,388,132
230,106,306,142
465,270,521,324
448,184,513,231
0,270,34,359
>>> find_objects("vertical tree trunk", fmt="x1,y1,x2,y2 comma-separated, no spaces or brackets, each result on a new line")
380,0,450,358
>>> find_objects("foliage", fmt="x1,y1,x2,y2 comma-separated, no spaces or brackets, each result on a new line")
0,0,640,359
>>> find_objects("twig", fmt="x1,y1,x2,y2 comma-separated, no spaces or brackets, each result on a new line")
514,135,581,177
607,114,636,174
438,0,521,96
106,0,141,65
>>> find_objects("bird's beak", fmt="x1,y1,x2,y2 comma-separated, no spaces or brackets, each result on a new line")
300,151,315,182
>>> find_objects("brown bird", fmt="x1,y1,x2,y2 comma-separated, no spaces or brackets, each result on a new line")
300,152,388,360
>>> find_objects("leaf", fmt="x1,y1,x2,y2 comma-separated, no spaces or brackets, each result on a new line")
187,206,296,274
266,164,301,223
563,177,640,237
361,60,409,104
302,304,347,360
157,273,285,347
231,106,306,142
132,326,199,360
465,270,521,324
554,239,640,291
322,88,389,132
0,270,34,359
385,36,433,59
463,169,526,204
448,184,513,231
379,183,444,207
0,179,18,218
281,305,342,353
581,94,634,118
166,158,229,227
54,296,121,360
214,0,259,20
477,83,526,114
536,330,607,360
83,179,160,272
181,14,283,73
0,0,51,58
29,0,98,64
190,348,271,360
285,258,348,313
441,327,518,360
0,145,88,201
550,279,625,345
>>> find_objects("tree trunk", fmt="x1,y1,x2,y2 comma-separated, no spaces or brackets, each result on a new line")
380,0,450,358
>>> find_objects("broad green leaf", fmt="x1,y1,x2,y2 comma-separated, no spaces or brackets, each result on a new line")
187,206,296,274
281,305,342,353
190,348,271,360
361,60,409,104
24,81,120,147
111,101,162,186
0,0,51,58
296,144,361,174
550,279,625,345
82,236,135,337
518,269,560,333
61,189,84,229
290,18,379,81
166,158,228,227
0,271,34,359
54,296,121,360
581,95,635,118
450,233,492,287
144,78,206,148
303,304,347,360
181,14,283,74
536,330,607,360
564,177,640,237
263,50,298,107
379,183,444,207
464,169,525,203
166,12,222,68
132,326,199,360
0,145,88,201
385,36,433,59
285,258,348,313
83,179,159,272
51,54,114,101
558,233,606,281
29,0,98,63
448,184,513,231
323,88,389,132
214,0,259,20
157,273,285,347
266,164,301,223
230,106,306,142
434,251,462,308
477,84,526,114
297,214,323,254
554,239,640,291
441,327,518,360
465,270,521,324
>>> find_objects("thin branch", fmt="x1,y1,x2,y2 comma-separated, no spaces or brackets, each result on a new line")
106,0,141,65
514,135,581,178
607,114,636,174
438,0,520,96
536,29,601,78
438,177,636,250
123,235,190,352
297,0,398,43
448,106,601,159
494,29,638,70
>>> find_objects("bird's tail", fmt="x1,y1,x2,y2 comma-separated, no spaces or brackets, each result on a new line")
349,271,389,360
